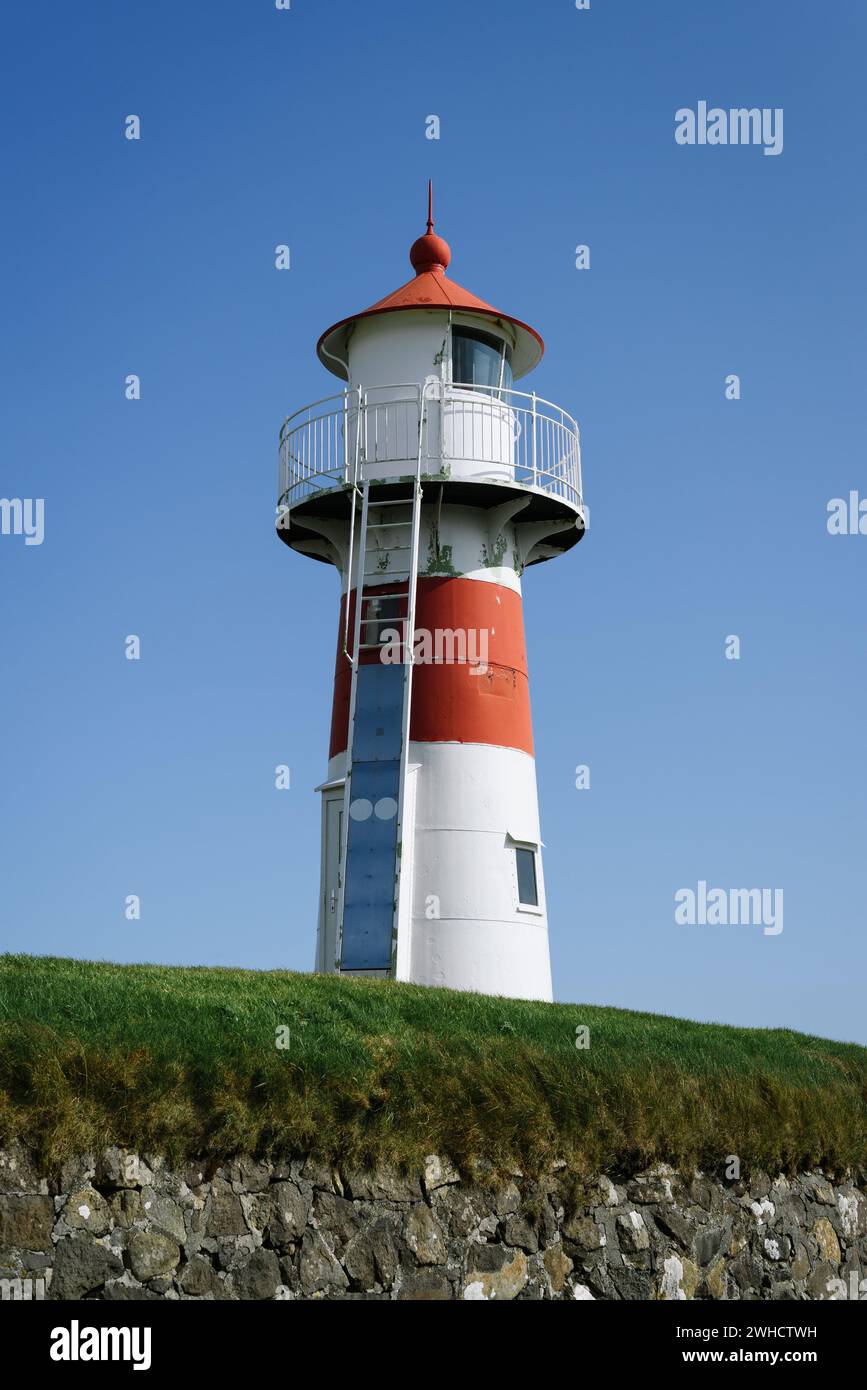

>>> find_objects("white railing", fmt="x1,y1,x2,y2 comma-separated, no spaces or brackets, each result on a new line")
277,383,583,513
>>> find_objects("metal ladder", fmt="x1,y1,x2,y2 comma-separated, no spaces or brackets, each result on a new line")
336,408,425,974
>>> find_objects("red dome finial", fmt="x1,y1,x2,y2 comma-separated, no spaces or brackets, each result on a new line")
410,180,451,275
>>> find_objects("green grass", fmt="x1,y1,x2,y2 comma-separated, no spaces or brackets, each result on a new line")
1,954,865,1179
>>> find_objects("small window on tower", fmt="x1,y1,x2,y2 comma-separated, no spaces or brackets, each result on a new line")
515,847,539,907
452,326,513,393
361,594,404,648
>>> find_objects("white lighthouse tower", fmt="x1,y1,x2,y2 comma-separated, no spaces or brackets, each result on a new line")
277,188,585,1002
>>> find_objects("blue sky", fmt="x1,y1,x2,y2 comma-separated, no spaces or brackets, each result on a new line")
2,0,865,1043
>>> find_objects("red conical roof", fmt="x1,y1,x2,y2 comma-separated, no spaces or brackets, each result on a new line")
317,185,544,380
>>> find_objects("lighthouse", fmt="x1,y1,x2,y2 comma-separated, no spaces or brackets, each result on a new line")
276,188,585,1002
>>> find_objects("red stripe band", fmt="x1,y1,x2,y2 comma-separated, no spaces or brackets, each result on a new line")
329,577,534,758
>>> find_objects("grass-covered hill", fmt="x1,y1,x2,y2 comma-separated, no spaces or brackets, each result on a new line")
1,954,865,1179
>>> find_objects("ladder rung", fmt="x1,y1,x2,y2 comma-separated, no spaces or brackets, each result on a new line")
369,497,414,507
358,643,411,653
360,590,409,601
366,521,410,530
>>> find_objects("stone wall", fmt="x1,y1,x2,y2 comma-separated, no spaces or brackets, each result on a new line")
1,1144,864,1300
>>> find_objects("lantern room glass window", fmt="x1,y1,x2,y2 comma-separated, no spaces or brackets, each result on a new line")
452,327,513,393
515,847,539,907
